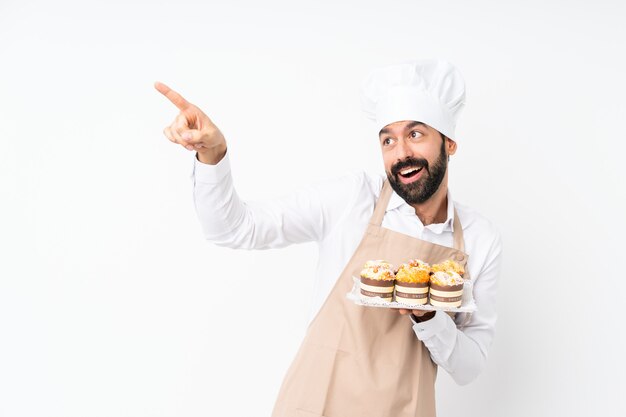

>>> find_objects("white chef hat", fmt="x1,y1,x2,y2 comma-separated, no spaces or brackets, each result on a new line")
360,59,466,140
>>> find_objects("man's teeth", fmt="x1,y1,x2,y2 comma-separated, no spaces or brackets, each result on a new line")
400,167,421,175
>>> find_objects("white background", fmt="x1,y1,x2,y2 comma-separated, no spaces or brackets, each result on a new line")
1,1,625,416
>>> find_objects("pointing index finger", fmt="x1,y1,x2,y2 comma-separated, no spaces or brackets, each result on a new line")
154,81,191,111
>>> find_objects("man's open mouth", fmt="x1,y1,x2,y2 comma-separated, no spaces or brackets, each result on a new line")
397,166,424,182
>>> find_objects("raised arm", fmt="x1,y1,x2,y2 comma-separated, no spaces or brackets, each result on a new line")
190,151,335,249
155,81,356,249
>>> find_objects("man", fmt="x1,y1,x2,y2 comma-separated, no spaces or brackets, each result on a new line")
155,59,502,417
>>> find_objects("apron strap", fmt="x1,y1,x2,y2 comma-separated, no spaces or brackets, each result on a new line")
369,179,394,227
452,208,465,252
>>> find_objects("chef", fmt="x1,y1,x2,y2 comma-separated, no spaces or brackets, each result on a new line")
155,59,502,417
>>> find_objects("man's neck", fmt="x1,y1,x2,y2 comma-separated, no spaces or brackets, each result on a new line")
410,184,449,226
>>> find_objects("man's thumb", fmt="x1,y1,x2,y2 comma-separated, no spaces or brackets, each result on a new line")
181,129,201,143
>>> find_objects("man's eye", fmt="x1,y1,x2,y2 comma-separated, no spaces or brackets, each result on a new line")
382,138,392,146
410,131,422,139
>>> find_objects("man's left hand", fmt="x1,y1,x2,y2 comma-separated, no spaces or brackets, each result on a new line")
398,309,436,322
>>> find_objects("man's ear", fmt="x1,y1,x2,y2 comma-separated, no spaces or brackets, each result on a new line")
446,137,457,156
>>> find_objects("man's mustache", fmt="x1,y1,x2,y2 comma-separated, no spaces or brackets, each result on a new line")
391,157,429,176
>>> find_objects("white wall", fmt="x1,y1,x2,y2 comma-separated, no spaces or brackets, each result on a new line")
1,0,625,416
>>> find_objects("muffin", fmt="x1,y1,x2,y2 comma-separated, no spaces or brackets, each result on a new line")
429,269,464,308
430,259,465,276
359,260,395,301
394,259,431,306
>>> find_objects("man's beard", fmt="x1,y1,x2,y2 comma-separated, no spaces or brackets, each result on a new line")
386,140,447,205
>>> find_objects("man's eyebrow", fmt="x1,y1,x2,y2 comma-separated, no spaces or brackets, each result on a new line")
406,121,426,130
379,121,426,137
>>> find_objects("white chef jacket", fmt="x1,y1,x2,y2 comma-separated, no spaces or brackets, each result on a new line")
190,151,503,386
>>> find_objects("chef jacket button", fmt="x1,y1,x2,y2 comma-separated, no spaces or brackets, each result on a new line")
454,253,465,261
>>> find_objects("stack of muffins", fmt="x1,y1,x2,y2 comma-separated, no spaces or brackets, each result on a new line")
359,259,465,308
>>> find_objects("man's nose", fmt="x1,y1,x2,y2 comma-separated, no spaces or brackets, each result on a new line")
395,138,413,159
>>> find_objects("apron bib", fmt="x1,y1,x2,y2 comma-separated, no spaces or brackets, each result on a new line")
272,180,470,417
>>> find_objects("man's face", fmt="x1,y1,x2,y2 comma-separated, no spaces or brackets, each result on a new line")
379,120,455,205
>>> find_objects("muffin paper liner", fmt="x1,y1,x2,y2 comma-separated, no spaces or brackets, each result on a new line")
346,276,477,313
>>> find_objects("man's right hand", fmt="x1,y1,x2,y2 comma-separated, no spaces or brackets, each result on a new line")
154,81,227,165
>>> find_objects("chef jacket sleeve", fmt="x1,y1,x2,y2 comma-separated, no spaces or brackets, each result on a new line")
409,229,503,386
190,150,356,249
